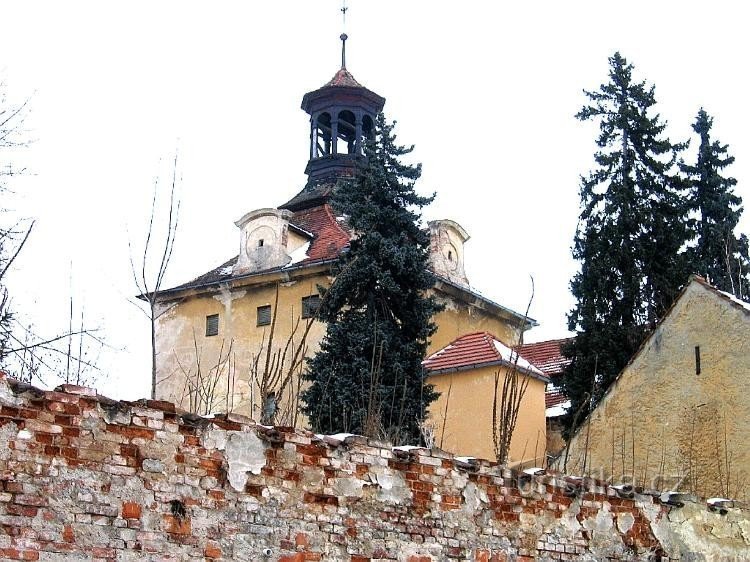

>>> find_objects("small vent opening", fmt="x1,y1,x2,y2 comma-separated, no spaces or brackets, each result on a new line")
695,345,701,375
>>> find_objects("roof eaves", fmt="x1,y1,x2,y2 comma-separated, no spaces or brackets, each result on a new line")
432,274,538,328
426,359,549,383
288,223,315,239
154,258,338,299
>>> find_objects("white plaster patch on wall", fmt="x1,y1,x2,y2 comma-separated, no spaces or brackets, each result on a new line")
0,422,18,460
224,430,267,492
202,426,228,451
462,481,488,512
332,477,365,498
0,377,22,407
212,288,246,308
616,511,635,534
369,466,411,504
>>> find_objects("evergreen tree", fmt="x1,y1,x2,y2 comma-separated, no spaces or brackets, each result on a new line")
681,109,750,299
561,53,689,431
300,114,441,444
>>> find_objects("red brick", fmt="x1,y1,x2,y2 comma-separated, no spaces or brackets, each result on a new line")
164,514,191,535
6,503,38,517
122,501,142,519
107,425,155,440
204,543,221,559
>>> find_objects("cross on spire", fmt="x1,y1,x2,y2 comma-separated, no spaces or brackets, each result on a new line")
340,0,349,69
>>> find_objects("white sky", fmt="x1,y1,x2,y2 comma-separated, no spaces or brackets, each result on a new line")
2,1,748,400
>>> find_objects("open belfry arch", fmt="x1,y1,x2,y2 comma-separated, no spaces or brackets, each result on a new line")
151,32,538,453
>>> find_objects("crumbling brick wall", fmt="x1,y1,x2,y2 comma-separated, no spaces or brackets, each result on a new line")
0,373,748,561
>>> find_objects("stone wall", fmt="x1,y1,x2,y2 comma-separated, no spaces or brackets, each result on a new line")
1,373,749,561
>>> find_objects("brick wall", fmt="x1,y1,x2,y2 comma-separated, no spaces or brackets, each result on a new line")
0,373,747,561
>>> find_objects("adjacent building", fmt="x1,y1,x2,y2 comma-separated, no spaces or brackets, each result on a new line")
554,276,750,500
424,332,548,466
517,338,572,456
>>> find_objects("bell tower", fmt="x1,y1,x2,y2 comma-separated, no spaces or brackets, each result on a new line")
281,34,385,212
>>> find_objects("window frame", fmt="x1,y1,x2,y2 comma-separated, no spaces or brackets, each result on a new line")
257,305,272,327
301,295,321,319
205,314,219,337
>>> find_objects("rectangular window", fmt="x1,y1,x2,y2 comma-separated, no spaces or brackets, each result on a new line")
302,295,321,319
205,314,219,337
257,305,272,327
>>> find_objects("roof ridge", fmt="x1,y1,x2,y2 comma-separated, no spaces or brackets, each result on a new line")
690,274,750,316
322,203,352,240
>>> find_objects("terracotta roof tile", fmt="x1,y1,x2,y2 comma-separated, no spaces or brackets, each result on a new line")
516,338,572,378
290,204,351,263
325,68,363,88
423,332,545,379
160,204,350,293
545,387,568,409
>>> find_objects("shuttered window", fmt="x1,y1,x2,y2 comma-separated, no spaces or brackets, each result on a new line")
257,305,272,326
205,314,219,337
302,295,321,319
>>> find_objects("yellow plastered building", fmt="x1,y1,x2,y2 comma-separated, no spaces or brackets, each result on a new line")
424,332,548,467
554,276,750,500
151,44,545,454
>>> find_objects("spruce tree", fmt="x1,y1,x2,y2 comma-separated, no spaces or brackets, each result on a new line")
681,109,750,299
300,113,441,444
561,53,689,431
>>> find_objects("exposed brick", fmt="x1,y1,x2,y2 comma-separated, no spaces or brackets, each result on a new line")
204,543,221,559
0,374,741,561
122,501,142,520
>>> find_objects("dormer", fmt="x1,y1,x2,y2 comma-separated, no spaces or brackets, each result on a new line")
428,219,470,287
233,209,310,275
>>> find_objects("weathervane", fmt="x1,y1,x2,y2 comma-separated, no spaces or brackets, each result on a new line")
340,0,349,69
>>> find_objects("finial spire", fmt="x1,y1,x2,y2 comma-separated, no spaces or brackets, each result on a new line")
340,0,349,69
340,33,348,69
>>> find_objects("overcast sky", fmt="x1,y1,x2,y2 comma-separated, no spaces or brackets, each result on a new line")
2,1,748,400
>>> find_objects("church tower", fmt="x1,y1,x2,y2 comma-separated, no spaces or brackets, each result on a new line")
281,34,385,212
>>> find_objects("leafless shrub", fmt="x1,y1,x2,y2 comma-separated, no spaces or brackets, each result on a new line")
175,331,235,416
130,152,180,399
492,276,534,466
250,284,313,426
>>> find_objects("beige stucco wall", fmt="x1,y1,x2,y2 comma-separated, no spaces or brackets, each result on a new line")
155,270,330,423
155,268,525,431
430,295,520,352
556,281,750,500
427,364,547,466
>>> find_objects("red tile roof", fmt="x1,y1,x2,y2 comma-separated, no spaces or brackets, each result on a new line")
290,204,351,264
162,204,351,293
545,387,568,409
516,338,572,379
423,332,546,380
325,68,364,88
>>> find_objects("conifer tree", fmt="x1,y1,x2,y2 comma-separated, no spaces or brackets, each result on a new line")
561,53,689,431
300,114,440,444
681,109,749,299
